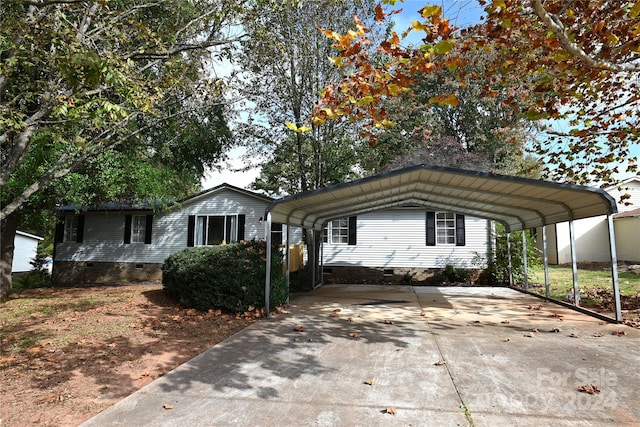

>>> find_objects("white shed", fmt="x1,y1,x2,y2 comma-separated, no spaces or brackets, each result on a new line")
13,231,44,273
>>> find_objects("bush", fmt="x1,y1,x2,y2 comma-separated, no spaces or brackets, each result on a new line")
162,240,286,312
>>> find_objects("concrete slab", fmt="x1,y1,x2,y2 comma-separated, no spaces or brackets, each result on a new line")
81,285,640,426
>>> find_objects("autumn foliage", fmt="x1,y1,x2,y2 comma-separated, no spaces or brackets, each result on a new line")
314,0,640,186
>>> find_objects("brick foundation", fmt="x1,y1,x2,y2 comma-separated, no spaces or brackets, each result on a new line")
52,261,162,285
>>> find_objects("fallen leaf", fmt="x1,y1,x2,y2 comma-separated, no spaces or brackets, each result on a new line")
163,403,174,409
395,347,404,351
550,313,564,319
501,320,510,324
420,311,426,317
569,333,580,338
293,326,305,332
532,328,540,333
346,317,353,322
364,379,374,386
349,332,361,338
524,332,536,338
384,319,393,325
593,332,604,337
578,384,601,394
612,330,627,336
434,360,447,366
551,328,562,333
385,407,397,415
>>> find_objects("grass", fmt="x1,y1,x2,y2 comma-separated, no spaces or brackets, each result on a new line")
525,264,640,309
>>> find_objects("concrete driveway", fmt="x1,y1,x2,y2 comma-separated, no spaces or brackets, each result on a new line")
81,285,640,426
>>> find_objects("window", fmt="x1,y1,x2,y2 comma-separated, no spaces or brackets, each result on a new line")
64,215,79,242
124,215,153,244
426,211,465,246
188,214,245,246
437,212,456,245
323,216,357,245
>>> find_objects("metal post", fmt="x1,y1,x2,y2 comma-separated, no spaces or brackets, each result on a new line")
285,223,290,304
507,232,513,286
310,230,316,288
320,226,324,286
265,213,272,316
542,226,550,298
607,215,622,322
569,219,580,306
522,230,529,291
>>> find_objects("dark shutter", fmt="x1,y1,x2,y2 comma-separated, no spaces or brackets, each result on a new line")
76,215,85,243
144,215,153,244
271,222,283,246
348,216,357,246
455,214,466,246
426,211,436,246
124,215,132,244
187,215,195,247
237,214,246,241
55,220,65,243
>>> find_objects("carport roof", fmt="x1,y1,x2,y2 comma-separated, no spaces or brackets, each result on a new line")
265,164,617,232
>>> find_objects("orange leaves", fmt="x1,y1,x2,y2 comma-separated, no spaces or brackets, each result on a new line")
578,384,601,395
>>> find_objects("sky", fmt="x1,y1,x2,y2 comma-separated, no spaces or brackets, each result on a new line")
201,1,485,190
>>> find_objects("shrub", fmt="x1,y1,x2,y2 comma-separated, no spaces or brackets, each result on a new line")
162,240,286,312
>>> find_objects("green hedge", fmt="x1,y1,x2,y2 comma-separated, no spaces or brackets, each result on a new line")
162,240,286,312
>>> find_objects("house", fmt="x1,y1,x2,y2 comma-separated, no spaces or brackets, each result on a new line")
12,231,44,273
52,184,291,284
52,183,490,285
535,176,640,264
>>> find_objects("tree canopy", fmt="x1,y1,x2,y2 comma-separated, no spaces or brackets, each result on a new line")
313,0,640,187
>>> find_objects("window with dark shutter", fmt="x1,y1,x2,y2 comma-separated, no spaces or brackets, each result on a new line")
348,216,357,246
426,211,436,246
76,215,85,243
237,214,246,241
124,215,132,244
455,214,466,246
187,215,195,247
144,215,153,244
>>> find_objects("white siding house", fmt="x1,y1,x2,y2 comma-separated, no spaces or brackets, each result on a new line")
53,184,490,284
536,176,640,264
12,231,43,273
53,184,285,284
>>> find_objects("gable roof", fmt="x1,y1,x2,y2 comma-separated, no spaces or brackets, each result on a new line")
266,164,617,232
58,183,271,213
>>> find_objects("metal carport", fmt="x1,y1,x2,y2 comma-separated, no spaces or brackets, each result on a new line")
264,164,622,321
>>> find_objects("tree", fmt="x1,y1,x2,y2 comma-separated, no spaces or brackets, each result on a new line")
1,0,240,299
236,0,381,195
313,0,639,187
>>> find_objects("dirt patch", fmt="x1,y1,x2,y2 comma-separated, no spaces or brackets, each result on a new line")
0,283,256,426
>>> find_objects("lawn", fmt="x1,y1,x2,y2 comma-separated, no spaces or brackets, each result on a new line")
524,264,640,324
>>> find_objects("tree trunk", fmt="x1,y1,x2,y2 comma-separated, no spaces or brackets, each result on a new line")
0,211,18,301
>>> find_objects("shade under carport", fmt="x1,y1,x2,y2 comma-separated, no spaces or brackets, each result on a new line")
266,164,617,233
263,164,621,321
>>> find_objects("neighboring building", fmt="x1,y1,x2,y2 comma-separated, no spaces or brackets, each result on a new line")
12,231,44,273
535,176,640,264
53,183,490,285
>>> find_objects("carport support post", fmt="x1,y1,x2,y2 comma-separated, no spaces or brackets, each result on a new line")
506,232,513,286
542,226,550,298
522,230,529,291
285,223,290,304
265,213,272,316
569,219,580,306
607,214,622,322
310,230,316,288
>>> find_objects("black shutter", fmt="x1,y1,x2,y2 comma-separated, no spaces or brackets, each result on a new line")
426,211,436,246
348,216,357,246
76,215,85,243
55,220,65,243
271,222,283,246
455,214,466,246
187,215,195,247
237,214,246,241
124,215,132,244
144,215,153,244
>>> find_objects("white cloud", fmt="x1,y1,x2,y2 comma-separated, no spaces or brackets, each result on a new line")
201,147,260,190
